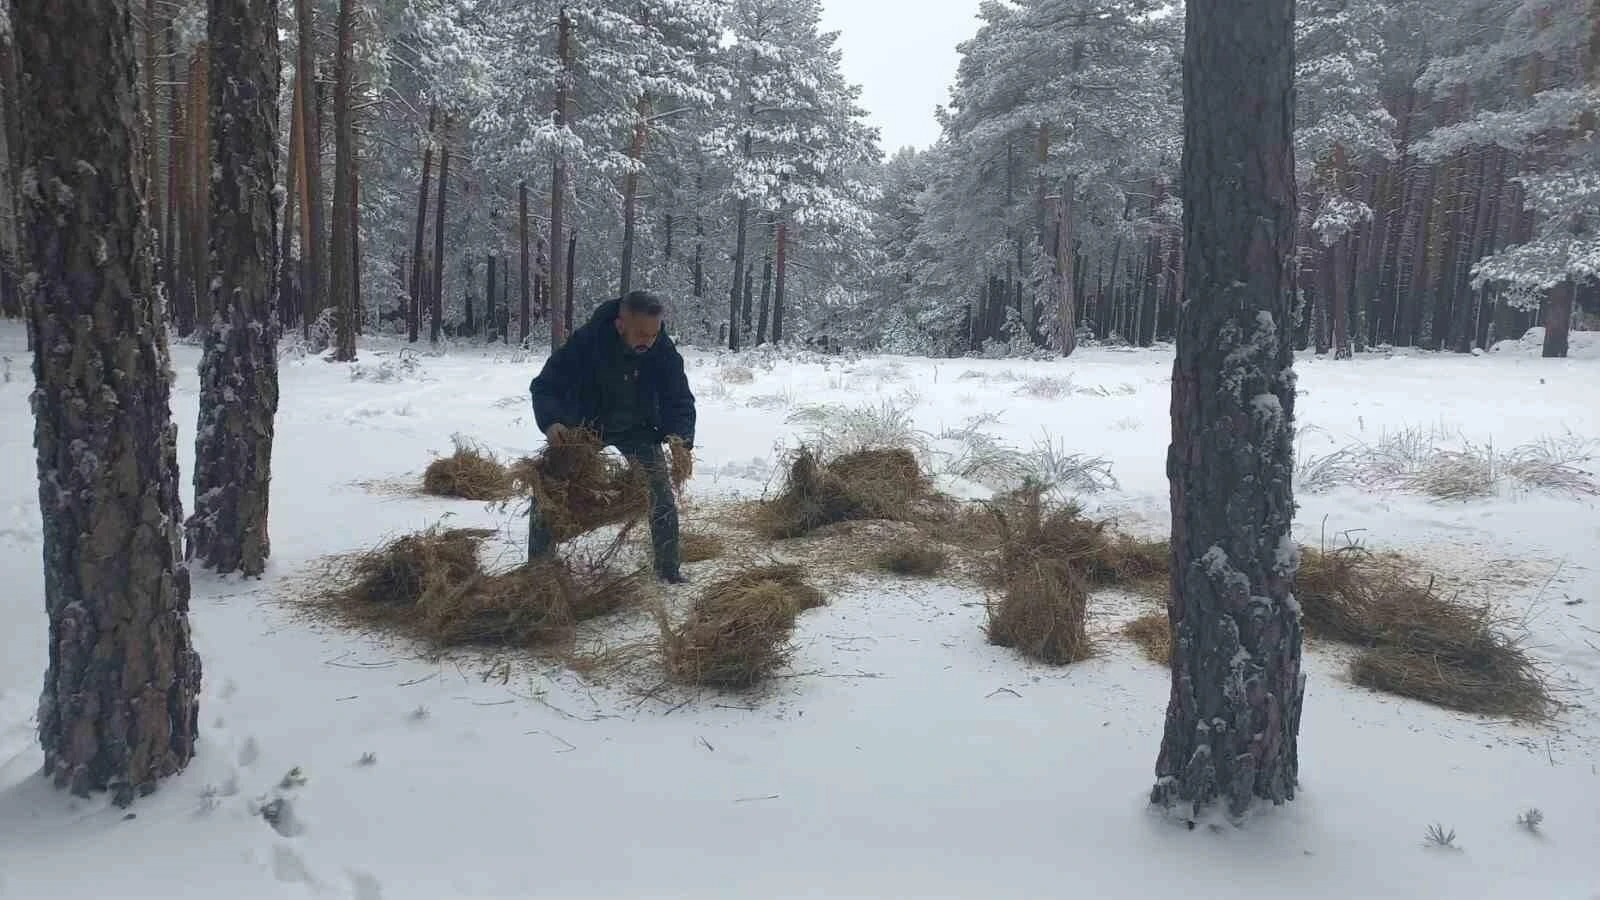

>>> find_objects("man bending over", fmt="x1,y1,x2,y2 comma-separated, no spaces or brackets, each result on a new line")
529,290,696,583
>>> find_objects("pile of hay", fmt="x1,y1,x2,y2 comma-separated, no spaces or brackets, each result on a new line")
1295,546,1548,719
660,565,824,688
875,540,948,577
422,440,515,501
987,556,1092,665
322,526,639,650
755,446,931,539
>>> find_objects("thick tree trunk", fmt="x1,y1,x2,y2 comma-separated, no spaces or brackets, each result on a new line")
548,6,572,347
190,0,281,577
295,0,324,339
329,0,356,361
1055,186,1078,356
1154,0,1303,822
431,117,450,343
408,106,435,343
772,219,787,344
1543,278,1574,357
15,0,202,805
519,180,530,343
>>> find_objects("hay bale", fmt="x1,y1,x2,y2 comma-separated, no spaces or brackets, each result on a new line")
875,541,948,577
1122,613,1172,665
987,487,1166,592
757,446,930,539
422,439,514,501
420,561,642,647
680,531,725,563
987,558,1091,665
661,565,824,688
1351,646,1548,720
335,527,493,608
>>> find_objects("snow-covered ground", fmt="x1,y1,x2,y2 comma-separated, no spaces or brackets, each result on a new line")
2,320,1598,899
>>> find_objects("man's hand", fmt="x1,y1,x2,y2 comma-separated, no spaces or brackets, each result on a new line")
666,435,693,483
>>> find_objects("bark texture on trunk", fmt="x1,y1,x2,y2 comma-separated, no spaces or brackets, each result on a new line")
15,0,201,805
189,0,282,577
620,92,648,296
772,219,787,344
1153,0,1304,822
1055,182,1078,356
1543,278,1573,358
519,180,531,343
329,0,357,361
279,72,301,332
756,223,774,346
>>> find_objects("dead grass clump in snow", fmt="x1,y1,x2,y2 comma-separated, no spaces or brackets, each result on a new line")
1297,428,1599,499
720,365,756,384
422,437,514,501
1295,545,1549,719
875,541,949,577
1122,612,1172,665
660,565,824,688
986,557,1092,665
754,446,930,539
332,526,493,611
321,526,638,651
680,531,726,563
420,561,643,648
986,487,1165,592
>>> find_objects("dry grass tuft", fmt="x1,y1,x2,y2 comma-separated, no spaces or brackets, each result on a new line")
422,438,514,501
1294,545,1549,719
754,446,931,539
987,558,1092,665
660,565,824,688
680,531,726,563
320,526,638,651
875,541,949,577
985,487,1166,592
1122,612,1172,665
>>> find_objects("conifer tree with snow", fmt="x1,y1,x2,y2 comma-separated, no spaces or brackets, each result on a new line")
13,0,202,804
189,0,284,576
1152,0,1305,821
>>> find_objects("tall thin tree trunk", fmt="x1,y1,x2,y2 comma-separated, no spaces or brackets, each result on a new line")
352,138,363,335
756,222,774,345
519,180,531,343
772,219,787,344
549,6,572,347
15,0,201,805
142,0,163,285
620,92,649,295
295,0,324,339
188,48,211,332
170,57,194,336
1154,0,1303,821
189,0,281,576
431,116,450,343
485,253,496,341
165,19,182,329
329,0,357,361
1544,278,1574,358
692,174,705,298
408,106,435,343
728,132,752,351
280,72,301,332
564,227,577,330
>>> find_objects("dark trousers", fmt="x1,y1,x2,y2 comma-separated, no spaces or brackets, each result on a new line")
527,440,681,574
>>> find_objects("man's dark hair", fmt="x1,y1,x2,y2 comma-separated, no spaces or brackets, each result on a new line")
621,290,664,316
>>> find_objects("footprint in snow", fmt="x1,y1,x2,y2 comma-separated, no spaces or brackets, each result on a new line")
271,842,316,886
238,736,260,767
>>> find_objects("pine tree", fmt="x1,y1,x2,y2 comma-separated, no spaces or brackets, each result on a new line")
189,0,284,577
1152,0,1305,821
14,0,202,805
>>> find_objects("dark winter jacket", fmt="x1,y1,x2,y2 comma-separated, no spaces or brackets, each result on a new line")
530,298,697,448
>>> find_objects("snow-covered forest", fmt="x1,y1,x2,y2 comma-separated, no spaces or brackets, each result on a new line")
2,0,1599,896
2,0,1590,358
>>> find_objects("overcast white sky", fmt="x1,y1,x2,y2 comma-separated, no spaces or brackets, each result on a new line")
818,0,982,156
